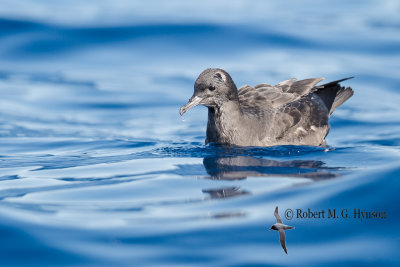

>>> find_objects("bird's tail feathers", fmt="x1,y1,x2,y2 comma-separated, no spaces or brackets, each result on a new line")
314,77,354,115
330,86,353,115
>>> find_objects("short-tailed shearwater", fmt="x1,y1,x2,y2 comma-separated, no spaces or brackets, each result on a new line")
180,68,353,147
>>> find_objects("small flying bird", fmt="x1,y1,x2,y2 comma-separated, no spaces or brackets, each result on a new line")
180,68,354,147
269,206,295,254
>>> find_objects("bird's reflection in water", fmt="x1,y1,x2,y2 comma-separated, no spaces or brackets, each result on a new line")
203,156,339,180
202,186,250,199
201,155,341,200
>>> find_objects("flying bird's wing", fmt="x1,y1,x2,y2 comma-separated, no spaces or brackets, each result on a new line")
274,206,283,224
238,78,324,111
279,229,288,254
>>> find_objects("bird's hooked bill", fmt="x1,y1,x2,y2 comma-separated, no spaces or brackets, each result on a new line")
179,96,202,115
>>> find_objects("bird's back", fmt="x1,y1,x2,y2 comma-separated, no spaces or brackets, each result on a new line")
236,77,353,146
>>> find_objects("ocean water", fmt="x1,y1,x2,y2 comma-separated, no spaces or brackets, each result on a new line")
1,1,400,266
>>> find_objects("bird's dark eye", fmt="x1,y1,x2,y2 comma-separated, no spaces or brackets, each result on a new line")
208,86,216,91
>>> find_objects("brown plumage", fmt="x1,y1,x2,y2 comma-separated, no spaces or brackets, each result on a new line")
180,68,353,147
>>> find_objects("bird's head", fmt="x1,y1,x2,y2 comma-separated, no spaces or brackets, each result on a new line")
179,68,238,115
269,225,278,231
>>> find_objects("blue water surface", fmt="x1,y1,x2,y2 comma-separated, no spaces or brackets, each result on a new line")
1,1,400,266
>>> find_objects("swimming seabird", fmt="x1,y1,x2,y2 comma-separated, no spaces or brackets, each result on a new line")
180,68,353,147
269,206,295,254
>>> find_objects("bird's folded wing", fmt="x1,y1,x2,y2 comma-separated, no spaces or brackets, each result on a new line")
279,230,288,254
238,78,324,110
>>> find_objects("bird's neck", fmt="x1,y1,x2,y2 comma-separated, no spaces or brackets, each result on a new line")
206,100,244,145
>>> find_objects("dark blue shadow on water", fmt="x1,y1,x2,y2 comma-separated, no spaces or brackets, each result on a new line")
2,16,400,59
